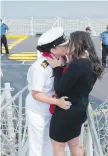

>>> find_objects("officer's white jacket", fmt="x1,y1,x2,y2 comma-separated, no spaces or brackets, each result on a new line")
26,56,55,116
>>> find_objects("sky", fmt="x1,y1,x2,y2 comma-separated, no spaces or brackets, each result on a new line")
1,1,108,19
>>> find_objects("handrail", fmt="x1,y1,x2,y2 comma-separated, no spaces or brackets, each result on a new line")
87,105,104,156
1,85,28,113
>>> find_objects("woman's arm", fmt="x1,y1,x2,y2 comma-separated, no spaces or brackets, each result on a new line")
54,61,82,95
47,56,82,95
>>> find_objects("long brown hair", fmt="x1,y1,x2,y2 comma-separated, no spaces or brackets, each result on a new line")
69,31,103,79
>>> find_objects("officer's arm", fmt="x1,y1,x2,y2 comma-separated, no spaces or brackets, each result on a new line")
32,91,59,105
30,62,61,106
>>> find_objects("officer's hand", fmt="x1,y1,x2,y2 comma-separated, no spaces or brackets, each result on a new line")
57,96,72,110
47,56,63,68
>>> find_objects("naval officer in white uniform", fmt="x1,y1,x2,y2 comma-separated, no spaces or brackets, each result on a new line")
25,27,71,156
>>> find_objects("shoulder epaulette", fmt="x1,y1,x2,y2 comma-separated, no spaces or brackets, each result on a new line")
41,60,49,69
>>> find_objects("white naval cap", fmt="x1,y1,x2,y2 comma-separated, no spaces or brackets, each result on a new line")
37,27,69,47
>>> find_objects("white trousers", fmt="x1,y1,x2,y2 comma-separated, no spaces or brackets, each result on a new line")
26,109,53,156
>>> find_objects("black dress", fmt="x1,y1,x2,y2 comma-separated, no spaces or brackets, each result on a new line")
50,58,96,142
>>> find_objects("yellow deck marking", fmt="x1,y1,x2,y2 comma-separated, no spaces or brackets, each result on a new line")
7,35,28,39
8,52,38,61
2,36,28,53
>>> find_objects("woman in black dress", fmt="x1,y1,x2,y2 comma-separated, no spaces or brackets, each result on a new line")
48,31,103,156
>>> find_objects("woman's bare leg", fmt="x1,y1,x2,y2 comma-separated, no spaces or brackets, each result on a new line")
51,139,66,156
67,136,84,156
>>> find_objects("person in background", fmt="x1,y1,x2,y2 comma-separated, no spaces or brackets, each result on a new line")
0,68,3,78
25,27,71,156
100,25,108,67
85,26,92,35
0,19,9,55
48,31,103,156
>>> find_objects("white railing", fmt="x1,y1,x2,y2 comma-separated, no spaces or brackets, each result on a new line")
88,98,108,156
1,84,107,156
3,17,108,36
0,84,28,156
